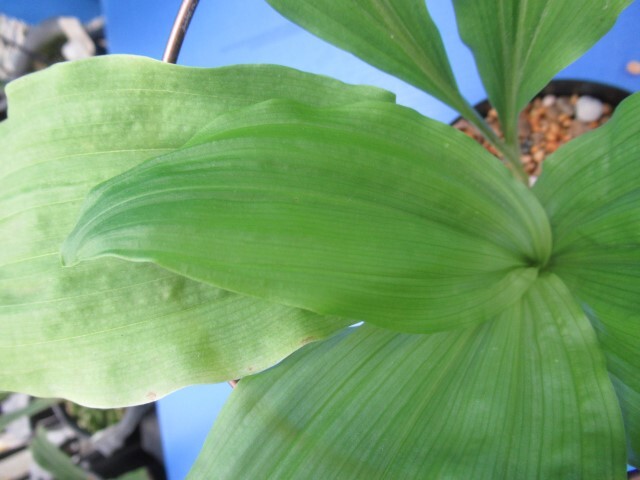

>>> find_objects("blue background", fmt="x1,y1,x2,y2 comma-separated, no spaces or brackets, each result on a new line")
0,0,101,24
0,1,638,478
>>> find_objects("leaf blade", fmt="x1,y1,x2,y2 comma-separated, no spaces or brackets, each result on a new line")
31,427,88,480
64,99,551,333
189,274,626,478
0,55,386,406
266,0,469,113
534,92,640,465
452,0,633,143
0,398,59,431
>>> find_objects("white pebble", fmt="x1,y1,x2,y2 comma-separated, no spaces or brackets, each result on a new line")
576,96,603,122
542,95,556,107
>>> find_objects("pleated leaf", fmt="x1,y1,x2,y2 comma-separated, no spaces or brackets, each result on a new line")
534,92,640,465
266,0,469,114
189,274,626,479
63,100,551,333
0,55,391,406
452,0,633,144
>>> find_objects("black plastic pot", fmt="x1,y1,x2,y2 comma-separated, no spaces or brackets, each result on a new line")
470,79,631,117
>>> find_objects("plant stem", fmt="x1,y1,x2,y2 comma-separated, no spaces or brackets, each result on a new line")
502,116,529,184
457,100,529,185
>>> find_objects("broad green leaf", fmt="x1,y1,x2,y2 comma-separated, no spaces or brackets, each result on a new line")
534,92,640,465
453,0,633,144
266,0,469,114
0,55,390,406
63,100,551,333
0,398,58,431
189,274,625,479
32,427,89,480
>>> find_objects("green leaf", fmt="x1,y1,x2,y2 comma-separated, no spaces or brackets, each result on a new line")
64,100,551,334
0,398,59,431
189,274,625,479
266,0,469,114
116,468,149,480
32,430,148,480
534,92,640,465
0,55,389,406
32,427,88,480
452,0,633,144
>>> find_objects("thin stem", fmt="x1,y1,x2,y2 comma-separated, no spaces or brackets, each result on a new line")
162,0,201,64
502,114,528,184
457,99,528,185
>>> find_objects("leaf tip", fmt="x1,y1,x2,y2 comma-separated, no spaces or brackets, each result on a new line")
59,237,80,268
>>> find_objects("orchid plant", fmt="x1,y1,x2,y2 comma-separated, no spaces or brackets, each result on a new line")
1,0,638,478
